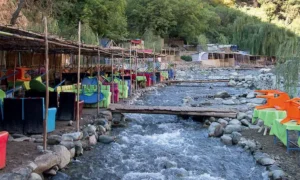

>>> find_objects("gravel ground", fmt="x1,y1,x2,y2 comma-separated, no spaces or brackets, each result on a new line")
242,129,300,180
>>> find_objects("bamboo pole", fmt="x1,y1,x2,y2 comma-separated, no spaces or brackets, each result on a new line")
129,45,132,96
97,48,100,114
111,54,114,104
43,17,49,151
76,21,81,132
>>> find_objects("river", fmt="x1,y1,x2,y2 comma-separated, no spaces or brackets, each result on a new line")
65,75,269,180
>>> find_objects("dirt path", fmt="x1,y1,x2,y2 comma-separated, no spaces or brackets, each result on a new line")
242,129,300,180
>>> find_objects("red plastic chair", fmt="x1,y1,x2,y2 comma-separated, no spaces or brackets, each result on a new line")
280,98,300,125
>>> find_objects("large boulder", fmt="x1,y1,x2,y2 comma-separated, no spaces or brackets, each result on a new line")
217,119,228,127
208,122,223,137
221,135,232,145
50,172,71,180
241,119,251,127
228,80,237,87
34,153,59,174
231,132,242,145
98,110,112,121
62,132,83,141
74,141,83,156
28,173,43,180
52,145,71,169
271,170,286,180
214,91,231,99
12,167,32,179
237,112,247,120
89,135,97,145
98,135,115,144
224,125,242,134
48,135,62,145
84,125,97,136
60,141,75,150
94,118,108,126
229,119,241,126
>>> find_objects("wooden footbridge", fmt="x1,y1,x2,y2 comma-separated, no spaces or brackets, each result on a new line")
109,104,237,118
165,79,229,84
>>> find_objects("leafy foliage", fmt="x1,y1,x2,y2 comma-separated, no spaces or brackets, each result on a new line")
181,55,192,62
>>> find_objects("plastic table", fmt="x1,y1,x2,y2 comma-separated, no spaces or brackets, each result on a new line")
252,108,287,127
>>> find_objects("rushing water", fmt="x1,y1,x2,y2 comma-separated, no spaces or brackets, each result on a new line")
66,80,269,180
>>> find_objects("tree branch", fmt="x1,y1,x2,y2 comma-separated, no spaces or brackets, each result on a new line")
10,0,26,26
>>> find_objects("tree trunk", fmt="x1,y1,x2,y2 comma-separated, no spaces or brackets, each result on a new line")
10,0,26,26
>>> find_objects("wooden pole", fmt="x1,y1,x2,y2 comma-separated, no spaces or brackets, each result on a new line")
76,21,81,132
43,17,49,151
12,55,16,97
135,50,138,90
122,47,125,98
97,48,100,114
111,54,114,103
153,48,156,85
129,45,132,95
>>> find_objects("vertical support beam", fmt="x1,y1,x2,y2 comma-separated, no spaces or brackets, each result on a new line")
129,45,132,96
153,48,156,85
122,47,125,98
43,17,49,151
13,55,16,97
111,54,114,104
76,21,81,132
97,48,100,114
135,50,138,91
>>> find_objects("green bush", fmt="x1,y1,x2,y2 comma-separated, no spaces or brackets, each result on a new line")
181,55,192,61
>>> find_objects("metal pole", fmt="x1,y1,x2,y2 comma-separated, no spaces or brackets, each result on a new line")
76,21,81,132
43,17,49,151
129,45,132,95
111,54,114,104
97,48,100,114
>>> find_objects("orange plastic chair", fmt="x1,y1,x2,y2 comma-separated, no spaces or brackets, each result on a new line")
255,90,290,110
280,98,300,125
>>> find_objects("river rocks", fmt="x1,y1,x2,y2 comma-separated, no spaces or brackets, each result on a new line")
224,125,242,134
98,125,106,135
89,135,97,145
237,112,247,120
248,98,266,104
246,91,256,99
12,136,32,142
84,125,97,136
229,119,241,126
214,91,231,99
238,138,257,151
228,80,237,87
231,132,242,145
208,122,224,137
257,157,276,166
74,141,83,156
34,153,60,174
222,99,236,105
241,119,251,127
60,141,75,150
29,173,43,180
52,145,70,169
44,168,57,176
48,135,62,145
94,118,108,126
271,170,286,180
50,172,71,180
98,135,115,144
98,110,112,121
217,119,228,127
0,173,25,180
253,73,276,90
12,166,32,179
221,135,232,145
62,132,83,141
69,148,75,159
